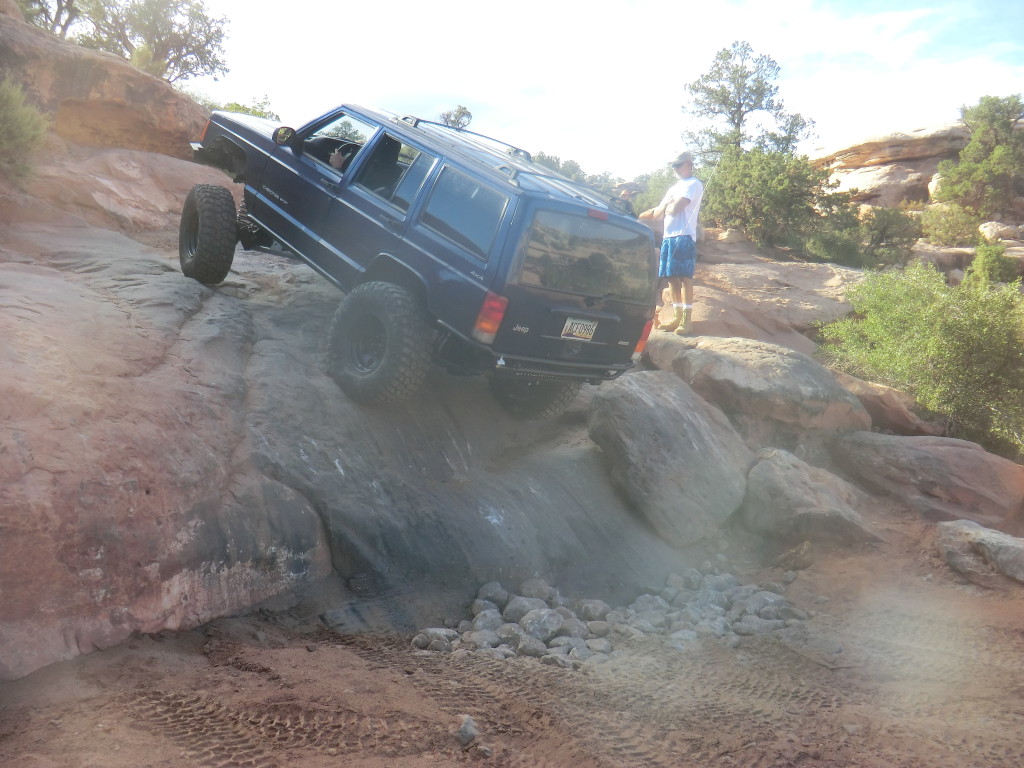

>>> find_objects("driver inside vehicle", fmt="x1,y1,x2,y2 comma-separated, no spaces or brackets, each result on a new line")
329,145,355,172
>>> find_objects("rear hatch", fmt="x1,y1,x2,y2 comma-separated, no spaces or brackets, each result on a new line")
491,204,657,378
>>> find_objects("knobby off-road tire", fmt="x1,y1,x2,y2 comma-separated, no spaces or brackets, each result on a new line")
489,375,583,419
179,184,238,284
326,281,434,405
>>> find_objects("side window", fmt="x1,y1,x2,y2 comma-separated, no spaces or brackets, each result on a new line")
391,152,435,211
303,113,378,172
353,134,435,212
420,167,508,261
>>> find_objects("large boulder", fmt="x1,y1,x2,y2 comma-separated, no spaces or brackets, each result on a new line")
909,240,975,275
831,432,1024,534
738,448,880,545
830,371,945,437
936,520,1024,588
644,335,871,456
0,11,209,158
979,222,1023,243
588,371,754,548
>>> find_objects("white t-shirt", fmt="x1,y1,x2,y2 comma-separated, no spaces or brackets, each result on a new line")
661,176,704,239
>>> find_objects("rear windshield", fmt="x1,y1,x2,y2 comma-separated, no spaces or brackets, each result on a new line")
519,211,655,302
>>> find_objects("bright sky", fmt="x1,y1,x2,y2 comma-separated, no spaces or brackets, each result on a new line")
186,0,1024,181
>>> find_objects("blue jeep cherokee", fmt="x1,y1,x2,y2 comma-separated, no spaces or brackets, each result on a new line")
180,104,657,417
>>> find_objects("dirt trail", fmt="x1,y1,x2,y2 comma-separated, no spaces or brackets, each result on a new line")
3,528,1024,768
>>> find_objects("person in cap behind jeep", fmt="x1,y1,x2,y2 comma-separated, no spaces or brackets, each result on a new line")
643,151,703,334
613,182,641,217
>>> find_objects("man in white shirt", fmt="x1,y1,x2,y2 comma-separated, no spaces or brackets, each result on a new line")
648,151,703,334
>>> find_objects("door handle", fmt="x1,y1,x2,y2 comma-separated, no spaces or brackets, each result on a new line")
380,213,402,232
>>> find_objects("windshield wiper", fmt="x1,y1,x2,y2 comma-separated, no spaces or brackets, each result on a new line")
584,292,619,307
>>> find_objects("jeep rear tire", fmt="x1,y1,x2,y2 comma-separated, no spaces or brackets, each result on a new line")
489,375,582,419
179,184,238,284
326,281,433,404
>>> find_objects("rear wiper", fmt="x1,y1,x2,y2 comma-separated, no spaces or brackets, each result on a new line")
584,292,619,307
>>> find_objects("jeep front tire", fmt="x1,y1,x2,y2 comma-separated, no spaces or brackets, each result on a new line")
326,281,434,404
179,184,238,284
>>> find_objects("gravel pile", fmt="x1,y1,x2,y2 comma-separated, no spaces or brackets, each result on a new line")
412,565,810,669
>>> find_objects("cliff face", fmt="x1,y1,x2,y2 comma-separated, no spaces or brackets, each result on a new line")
811,124,970,207
0,4,209,159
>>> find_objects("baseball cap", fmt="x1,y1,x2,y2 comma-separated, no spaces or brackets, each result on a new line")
671,151,694,166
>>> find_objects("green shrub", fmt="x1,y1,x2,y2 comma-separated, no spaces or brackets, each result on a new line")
702,146,873,269
800,214,864,266
920,203,980,246
703,147,831,248
0,77,48,181
860,207,921,266
820,261,1024,458
964,241,1019,285
806,206,921,270
933,95,1024,220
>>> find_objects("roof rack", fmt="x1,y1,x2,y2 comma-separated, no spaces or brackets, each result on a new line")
400,115,533,162
399,114,629,215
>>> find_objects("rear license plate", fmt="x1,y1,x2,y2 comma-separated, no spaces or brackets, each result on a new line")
561,317,598,341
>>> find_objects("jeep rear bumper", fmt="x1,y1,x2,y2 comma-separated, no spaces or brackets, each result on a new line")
493,354,635,382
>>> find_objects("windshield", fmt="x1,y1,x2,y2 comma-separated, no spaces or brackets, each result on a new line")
518,210,655,302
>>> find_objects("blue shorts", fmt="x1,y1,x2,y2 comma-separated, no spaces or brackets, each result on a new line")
659,235,696,278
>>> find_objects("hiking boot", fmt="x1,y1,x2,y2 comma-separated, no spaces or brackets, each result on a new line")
674,307,693,336
657,306,684,332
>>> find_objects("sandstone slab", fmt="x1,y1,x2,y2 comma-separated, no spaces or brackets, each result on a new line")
831,432,1024,534
681,258,863,356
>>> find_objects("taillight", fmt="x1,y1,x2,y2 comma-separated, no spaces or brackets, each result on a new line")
472,291,508,344
588,208,609,221
631,318,654,361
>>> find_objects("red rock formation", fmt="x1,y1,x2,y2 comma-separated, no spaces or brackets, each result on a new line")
812,125,969,206
0,8,209,159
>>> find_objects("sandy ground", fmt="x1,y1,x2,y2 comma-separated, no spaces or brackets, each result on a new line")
3,510,1024,768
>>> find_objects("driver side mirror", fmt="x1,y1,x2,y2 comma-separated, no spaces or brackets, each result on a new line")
272,126,297,145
